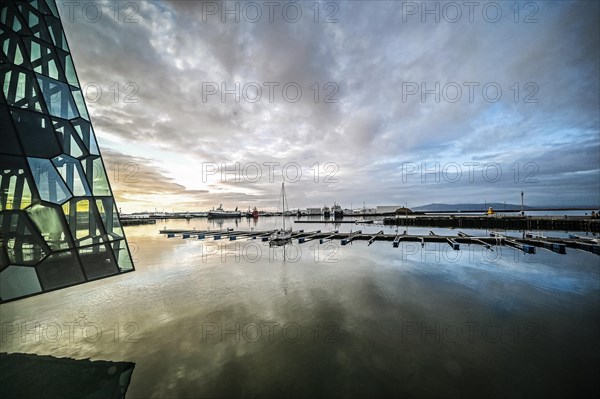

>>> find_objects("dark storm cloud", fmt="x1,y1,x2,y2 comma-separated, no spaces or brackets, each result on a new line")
58,0,599,211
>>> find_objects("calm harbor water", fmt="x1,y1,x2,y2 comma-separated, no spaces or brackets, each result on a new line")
1,218,599,398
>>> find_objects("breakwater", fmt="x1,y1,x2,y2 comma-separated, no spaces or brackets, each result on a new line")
121,218,157,226
383,216,600,232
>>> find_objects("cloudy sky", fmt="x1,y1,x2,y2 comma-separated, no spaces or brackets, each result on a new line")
57,0,599,212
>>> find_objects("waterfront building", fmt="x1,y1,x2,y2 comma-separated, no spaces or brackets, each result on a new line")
0,0,134,302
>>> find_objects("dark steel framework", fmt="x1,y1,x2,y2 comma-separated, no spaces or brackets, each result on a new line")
0,0,134,302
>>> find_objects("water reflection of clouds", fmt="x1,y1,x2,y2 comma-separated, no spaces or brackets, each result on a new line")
2,221,598,397
389,244,599,300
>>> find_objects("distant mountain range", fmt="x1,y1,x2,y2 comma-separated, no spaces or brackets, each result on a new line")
413,203,532,212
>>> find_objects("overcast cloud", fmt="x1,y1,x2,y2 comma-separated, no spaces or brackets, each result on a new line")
57,0,599,212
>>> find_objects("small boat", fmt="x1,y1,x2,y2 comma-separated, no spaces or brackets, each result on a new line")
270,183,292,246
207,204,242,218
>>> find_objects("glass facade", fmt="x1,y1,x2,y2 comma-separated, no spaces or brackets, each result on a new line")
0,0,134,302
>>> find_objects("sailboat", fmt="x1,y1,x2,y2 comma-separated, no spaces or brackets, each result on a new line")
270,183,293,246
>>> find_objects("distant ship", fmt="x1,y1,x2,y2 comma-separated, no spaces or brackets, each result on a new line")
207,204,242,218
332,203,343,218
322,205,331,218
245,207,259,218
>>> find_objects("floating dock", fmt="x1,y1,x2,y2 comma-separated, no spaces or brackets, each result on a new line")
159,229,600,255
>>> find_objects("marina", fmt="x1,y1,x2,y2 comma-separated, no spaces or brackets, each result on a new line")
159,228,600,256
1,0,598,398
123,214,600,232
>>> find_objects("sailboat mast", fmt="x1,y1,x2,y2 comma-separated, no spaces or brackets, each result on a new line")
282,182,285,230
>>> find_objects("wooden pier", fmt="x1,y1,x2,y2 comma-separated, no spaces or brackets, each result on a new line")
159,229,600,256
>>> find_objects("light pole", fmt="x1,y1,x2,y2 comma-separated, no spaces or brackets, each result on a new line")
405,202,408,234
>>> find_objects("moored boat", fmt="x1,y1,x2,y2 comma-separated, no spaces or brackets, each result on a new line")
270,183,292,246
207,204,242,218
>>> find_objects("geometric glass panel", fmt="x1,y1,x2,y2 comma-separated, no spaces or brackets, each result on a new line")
61,198,104,246
0,265,42,301
71,88,88,120
26,202,70,250
81,156,112,196
46,1,60,18
0,156,34,210
11,107,62,157
18,3,52,44
44,15,68,51
27,157,72,204
0,211,48,266
0,29,27,66
36,73,78,119
78,243,119,280
96,197,124,240
0,240,9,271
0,3,26,34
60,53,78,87
0,0,134,302
92,158,111,196
25,37,61,80
51,154,91,196
111,239,133,272
0,105,23,155
35,249,85,290
1,66,44,111
53,119,87,158
72,119,99,155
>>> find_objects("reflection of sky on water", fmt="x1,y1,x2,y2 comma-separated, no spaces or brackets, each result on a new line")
393,243,599,296
1,219,598,398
